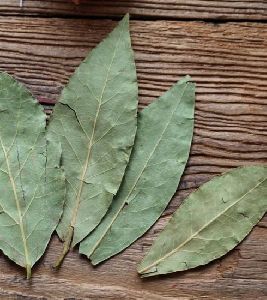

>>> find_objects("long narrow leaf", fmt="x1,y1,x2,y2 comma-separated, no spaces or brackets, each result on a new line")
48,14,138,266
0,73,65,278
138,166,267,277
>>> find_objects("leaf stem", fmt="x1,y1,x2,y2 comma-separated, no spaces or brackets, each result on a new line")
54,226,74,269
26,264,31,279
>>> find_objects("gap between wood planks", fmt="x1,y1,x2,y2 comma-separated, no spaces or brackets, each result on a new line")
5,12,267,24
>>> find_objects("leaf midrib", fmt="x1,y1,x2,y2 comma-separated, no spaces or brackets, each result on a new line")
139,176,267,274
89,83,190,258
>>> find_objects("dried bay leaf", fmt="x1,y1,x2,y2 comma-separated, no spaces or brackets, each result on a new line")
0,73,65,278
80,76,195,264
138,166,267,277
48,14,138,266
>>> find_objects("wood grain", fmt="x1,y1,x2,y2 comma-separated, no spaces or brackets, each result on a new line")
1,0,267,21
0,17,266,299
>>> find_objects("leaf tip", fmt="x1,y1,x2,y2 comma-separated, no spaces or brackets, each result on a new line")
121,13,130,26
137,265,158,278
124,13,130,20
184,74,192,81
90,257,100,266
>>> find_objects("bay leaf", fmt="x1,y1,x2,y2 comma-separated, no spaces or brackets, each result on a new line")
80,76,195,264
0,72,65,278
48,14,138,266
138,166,267,277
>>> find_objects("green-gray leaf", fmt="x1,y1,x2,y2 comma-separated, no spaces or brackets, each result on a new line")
80,76,195,264
0,72,65,278
138,166,267,277
48,14,138,265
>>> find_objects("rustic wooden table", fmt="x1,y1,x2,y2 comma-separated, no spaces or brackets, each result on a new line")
0,1,266,299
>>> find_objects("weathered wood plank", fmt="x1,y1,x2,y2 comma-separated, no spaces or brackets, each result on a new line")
0,17,266,299
1,0,267,21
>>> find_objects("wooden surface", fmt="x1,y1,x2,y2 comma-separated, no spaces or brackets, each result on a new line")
0,1,267,299
1,0,267,20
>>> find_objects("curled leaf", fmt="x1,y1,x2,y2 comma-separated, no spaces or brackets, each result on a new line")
138,166,267,277
80,76,195,264
0,73,65,278
48,14,138,266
